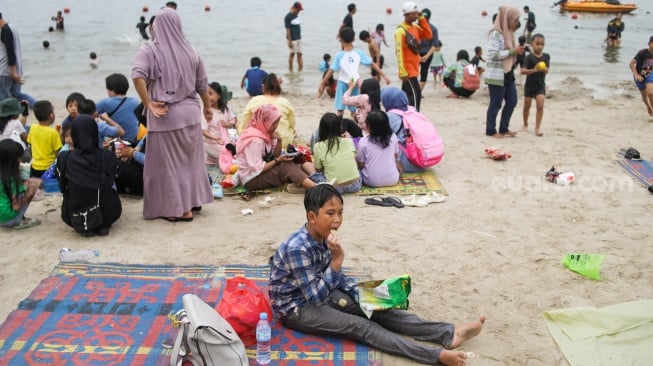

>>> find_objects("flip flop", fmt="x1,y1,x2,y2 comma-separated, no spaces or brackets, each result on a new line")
13,217,41,230
364,197,393,207
400,194,429,207
424,192,446,203
382,196,405,208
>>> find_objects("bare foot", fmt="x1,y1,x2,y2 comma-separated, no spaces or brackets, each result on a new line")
448,316,486,349
501,130,517,137
447,93,459,99
489,133,503,139
521,124,528,132
535,128,544,137
438,350,469,366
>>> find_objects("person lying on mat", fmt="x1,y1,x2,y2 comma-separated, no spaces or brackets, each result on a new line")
269,184,485,366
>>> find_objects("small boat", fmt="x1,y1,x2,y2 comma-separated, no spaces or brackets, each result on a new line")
555,0,637,13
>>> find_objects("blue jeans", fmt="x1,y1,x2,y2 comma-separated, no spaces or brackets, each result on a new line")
282,289,454,365
486,81,517,135
0,204,28,228
311,172,362,194
0,76,36,109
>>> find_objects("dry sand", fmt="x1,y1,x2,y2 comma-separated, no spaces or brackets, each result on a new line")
1,78,652,365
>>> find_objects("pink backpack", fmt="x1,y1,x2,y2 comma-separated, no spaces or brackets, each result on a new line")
389,107,444,168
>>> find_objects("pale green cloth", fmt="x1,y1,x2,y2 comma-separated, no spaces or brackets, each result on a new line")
543,300,653,366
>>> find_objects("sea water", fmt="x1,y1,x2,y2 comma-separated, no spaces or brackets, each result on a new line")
2,0,651,103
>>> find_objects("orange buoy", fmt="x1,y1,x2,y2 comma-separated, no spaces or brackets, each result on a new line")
386,7,392,15
571,13,578,19
142,5,149,12
204,5,211,11
63,7,70,14
481,10,488,16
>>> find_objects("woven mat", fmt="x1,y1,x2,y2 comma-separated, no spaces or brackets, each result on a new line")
614,159,653,187
0,263,381,365
208,165,447,197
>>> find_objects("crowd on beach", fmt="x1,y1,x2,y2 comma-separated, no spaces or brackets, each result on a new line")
2,1,653,365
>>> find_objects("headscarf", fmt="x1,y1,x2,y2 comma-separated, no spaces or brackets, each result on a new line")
62,115,117,189
361,79,381,111
381,87,409,112
236,104,282,154
136,8,201,103
490,6,520,73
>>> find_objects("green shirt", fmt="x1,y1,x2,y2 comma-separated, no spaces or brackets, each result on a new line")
313,138,360,184
0,180,25,223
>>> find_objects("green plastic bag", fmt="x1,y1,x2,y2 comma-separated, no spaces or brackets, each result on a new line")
358,274,411,318
561,254,606,280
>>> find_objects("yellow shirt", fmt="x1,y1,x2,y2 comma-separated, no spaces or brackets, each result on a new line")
26,124,62,170
239,95,296,146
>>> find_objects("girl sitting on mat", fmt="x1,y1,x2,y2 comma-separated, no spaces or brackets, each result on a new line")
312,112,361,194
355,110,400,187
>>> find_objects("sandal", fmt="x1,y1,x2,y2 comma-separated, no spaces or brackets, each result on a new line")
163,216,193,222
382,196,405,208
364,197,393,207
400,194,429,207
424,192,446,203
13,217,41,230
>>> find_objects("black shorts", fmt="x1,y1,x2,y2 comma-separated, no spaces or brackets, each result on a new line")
524,84,545,98
371,55,385,76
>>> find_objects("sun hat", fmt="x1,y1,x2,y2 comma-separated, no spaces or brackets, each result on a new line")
0,98,23,117
402,1,419,15
292,2,303,11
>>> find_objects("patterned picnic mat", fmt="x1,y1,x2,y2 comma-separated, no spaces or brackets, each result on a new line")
0,263,381,366
207,164,447,196
614,159,653,187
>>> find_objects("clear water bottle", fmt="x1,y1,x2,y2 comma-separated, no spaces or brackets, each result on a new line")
256,312,272,365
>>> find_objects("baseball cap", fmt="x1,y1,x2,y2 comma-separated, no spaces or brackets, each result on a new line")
402,1,419,15
292,2,303,11
0,98,23,117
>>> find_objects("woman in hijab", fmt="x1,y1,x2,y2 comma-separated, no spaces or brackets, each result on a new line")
56,115,121,237
236,104,317,192
485,5,526,138
381,86,422,174
131,7,213,222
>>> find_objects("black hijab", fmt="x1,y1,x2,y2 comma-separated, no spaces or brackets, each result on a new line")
63,115,117,189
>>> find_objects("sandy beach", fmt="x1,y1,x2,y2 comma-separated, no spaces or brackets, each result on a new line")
1,77,652,365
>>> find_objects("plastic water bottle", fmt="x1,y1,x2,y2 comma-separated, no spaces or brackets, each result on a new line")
256,312,272,365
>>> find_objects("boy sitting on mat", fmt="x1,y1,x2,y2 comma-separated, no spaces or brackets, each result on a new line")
268,184,485,365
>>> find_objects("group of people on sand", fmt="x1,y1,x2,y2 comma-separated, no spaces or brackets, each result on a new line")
2,2,653,364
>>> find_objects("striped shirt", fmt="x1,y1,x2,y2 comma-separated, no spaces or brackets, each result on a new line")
485,30,514,86
269,225,358,318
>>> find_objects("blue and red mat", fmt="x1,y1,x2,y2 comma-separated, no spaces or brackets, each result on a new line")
0,263,381,365
614,159,653,187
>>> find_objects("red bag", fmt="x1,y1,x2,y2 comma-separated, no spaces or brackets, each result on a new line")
216,277,273,346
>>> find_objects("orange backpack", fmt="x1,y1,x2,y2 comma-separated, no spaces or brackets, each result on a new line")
462,64,480,91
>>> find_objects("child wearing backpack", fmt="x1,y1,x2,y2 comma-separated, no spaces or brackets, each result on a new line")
381,86,443,173
443,50,478,98
355,110,400,187
312,112,361,193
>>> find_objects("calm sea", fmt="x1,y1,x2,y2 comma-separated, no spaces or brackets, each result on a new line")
2,0,652,103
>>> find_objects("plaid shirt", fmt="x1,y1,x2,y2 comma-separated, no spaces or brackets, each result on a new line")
269,225,358,319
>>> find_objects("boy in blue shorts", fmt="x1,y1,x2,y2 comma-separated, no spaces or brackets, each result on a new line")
318,27,390,117
269,184,485,366
520,33,550,136
629,36,653,117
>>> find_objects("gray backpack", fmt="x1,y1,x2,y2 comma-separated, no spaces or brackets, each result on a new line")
170,294,248,366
